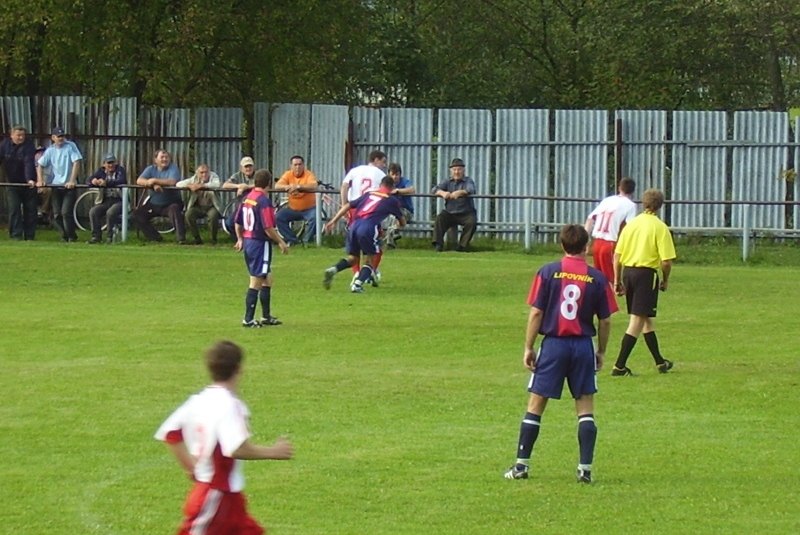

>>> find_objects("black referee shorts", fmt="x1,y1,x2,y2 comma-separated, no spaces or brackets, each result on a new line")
622,266,659,317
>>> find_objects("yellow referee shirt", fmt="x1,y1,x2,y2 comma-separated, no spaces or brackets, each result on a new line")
614,211,677,270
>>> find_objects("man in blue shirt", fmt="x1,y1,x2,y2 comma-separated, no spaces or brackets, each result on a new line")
384,162,415,248
504,224,612,484
432,158,477,252
36,127,83,242
0,125,37,240
133,149,186,244
322,176,406,293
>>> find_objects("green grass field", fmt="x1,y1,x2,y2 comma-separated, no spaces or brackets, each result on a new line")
1,230,799,534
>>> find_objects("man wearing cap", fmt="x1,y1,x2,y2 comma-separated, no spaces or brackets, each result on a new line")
133,149,186,244
86,153,127,244
177,163,223,245
274,155,318,246
0,125,37,240
36,127,83,242
432,158,477,252
222,156,257,241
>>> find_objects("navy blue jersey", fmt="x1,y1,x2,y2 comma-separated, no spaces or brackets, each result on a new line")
527,256,612,337
235,189,275,241
349,189,404,230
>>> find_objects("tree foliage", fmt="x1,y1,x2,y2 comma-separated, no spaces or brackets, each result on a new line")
2,0,800,110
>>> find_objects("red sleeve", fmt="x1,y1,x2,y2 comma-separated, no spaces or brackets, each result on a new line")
526,275,542,306
261,205,275,229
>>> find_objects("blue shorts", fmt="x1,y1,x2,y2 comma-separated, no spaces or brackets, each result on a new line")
345,225,381,256
528,336,597,399
243,239,273,277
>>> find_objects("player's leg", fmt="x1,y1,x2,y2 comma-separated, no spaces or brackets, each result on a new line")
323,229,358,289
257,245,282,325
565,337,598,482
574,395,596,483
612,267,654,375
642,316,671,371
505,392,548,480
242,240,267,327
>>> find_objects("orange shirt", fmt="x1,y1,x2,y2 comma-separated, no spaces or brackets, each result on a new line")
276,169,318,211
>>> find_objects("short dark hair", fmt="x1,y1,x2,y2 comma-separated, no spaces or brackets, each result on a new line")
205,340,243,382
387,163,402,175
253,169,273,189
560,224,589,255
368,150,387,163
618,177,635,195
380,175,394,189
642,188,664,211
11,125,26,133
290,155,304,163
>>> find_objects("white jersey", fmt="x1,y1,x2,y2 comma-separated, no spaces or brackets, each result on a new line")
342,164,386,202
155,385,251,492
587,195,636,242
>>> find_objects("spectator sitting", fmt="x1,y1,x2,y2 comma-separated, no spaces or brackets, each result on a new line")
385,162,415,248
86,153,127,244
274,155,318,246
177,164,222,245
133,149,186,244
222,157,257,241
431,158,477,252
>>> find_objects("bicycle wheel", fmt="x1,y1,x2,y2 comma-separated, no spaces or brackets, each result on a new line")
73,190,101,232
221,198,239,236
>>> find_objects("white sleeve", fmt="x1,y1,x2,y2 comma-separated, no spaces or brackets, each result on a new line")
154,397,193,442
216,398,251,456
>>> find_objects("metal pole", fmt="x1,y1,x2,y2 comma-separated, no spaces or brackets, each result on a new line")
121,186,129,242
524,198,532,250
742,205,750,261
315,191,323,246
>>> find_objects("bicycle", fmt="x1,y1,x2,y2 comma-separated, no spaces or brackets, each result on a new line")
73,187,175,236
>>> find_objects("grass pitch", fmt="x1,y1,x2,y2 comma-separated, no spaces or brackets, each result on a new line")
0,231,798,534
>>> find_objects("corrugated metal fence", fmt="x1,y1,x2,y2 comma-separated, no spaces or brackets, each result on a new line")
2,97,798,236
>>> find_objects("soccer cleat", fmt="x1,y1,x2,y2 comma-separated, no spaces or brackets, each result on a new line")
611,366,636,377
657,359,674,373
242,319,262,328
323,268,336,290
259,316,282,326
371,269,381,287
504,464,529,480
576,469,593,484
350,282,365,293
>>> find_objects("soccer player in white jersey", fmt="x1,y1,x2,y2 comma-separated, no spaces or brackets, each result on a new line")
155,341,293,535
584,177,636,313
340,150,388,284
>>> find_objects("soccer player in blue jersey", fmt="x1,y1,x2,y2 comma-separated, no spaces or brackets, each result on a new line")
322,175,406,293
234,169,289,327
504,224,612,483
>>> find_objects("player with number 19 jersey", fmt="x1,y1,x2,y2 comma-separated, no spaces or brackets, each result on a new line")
527,256,612,337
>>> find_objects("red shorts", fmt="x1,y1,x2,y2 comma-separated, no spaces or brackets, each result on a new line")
591,239,619,313
178,483,265,535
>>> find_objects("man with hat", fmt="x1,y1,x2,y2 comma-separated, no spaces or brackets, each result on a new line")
431,158,478,252
86,152,127,244
0,125,37,240
222,156,257,241
36,127,83,242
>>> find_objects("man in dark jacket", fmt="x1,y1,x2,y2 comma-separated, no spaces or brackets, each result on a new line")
0,125,38,240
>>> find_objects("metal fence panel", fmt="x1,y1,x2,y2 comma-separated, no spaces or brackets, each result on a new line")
672,111,727,228
139,107,191,176
252,102,270,173
732,111,787,229
195,107,243,180
795,118,800,231
0,96,33,132
83,97,138,181
271,103,311,176
496,109,549,240
616,110,666,191
310,104,349,187
555,109,608,225
437,109,492,227
381,108,433,221
352,107,382,175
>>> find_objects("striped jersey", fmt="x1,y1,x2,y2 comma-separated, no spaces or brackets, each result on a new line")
235,189,276,241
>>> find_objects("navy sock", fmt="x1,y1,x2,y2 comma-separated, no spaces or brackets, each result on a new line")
334,258,351,272
357,265,373,284
515,412,541,466
259,286,271,318
643,331,665,365
244,288,258,322
577,414,597,466
614,333,638,369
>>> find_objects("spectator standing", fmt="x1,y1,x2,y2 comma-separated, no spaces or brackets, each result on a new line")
0,125,37,240
431,158,477,252
86,153,127,244
133,149,186,244
274,155,318,246
36,127,83,242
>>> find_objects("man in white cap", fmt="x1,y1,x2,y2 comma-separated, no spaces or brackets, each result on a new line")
222,156,257,241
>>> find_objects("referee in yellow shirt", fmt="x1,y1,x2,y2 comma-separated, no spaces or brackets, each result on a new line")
611,189,676,376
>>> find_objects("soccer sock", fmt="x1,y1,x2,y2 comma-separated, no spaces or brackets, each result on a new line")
259,286,271,318
357,265,373,284
244,288,258,322
577,414,597,467
643,331,665,366
614,333,638,369
334,259,351,272
515,412,541,466
373,251,383,270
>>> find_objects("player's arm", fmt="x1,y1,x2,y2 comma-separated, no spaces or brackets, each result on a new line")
659,259,672,291
165,441,196,479
324,201,352,232
265,226,289,254
523,306,544,371
595,316,610,371
339,180,350,201
231,436,293,461
584,216,595,235
612,252,624,295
